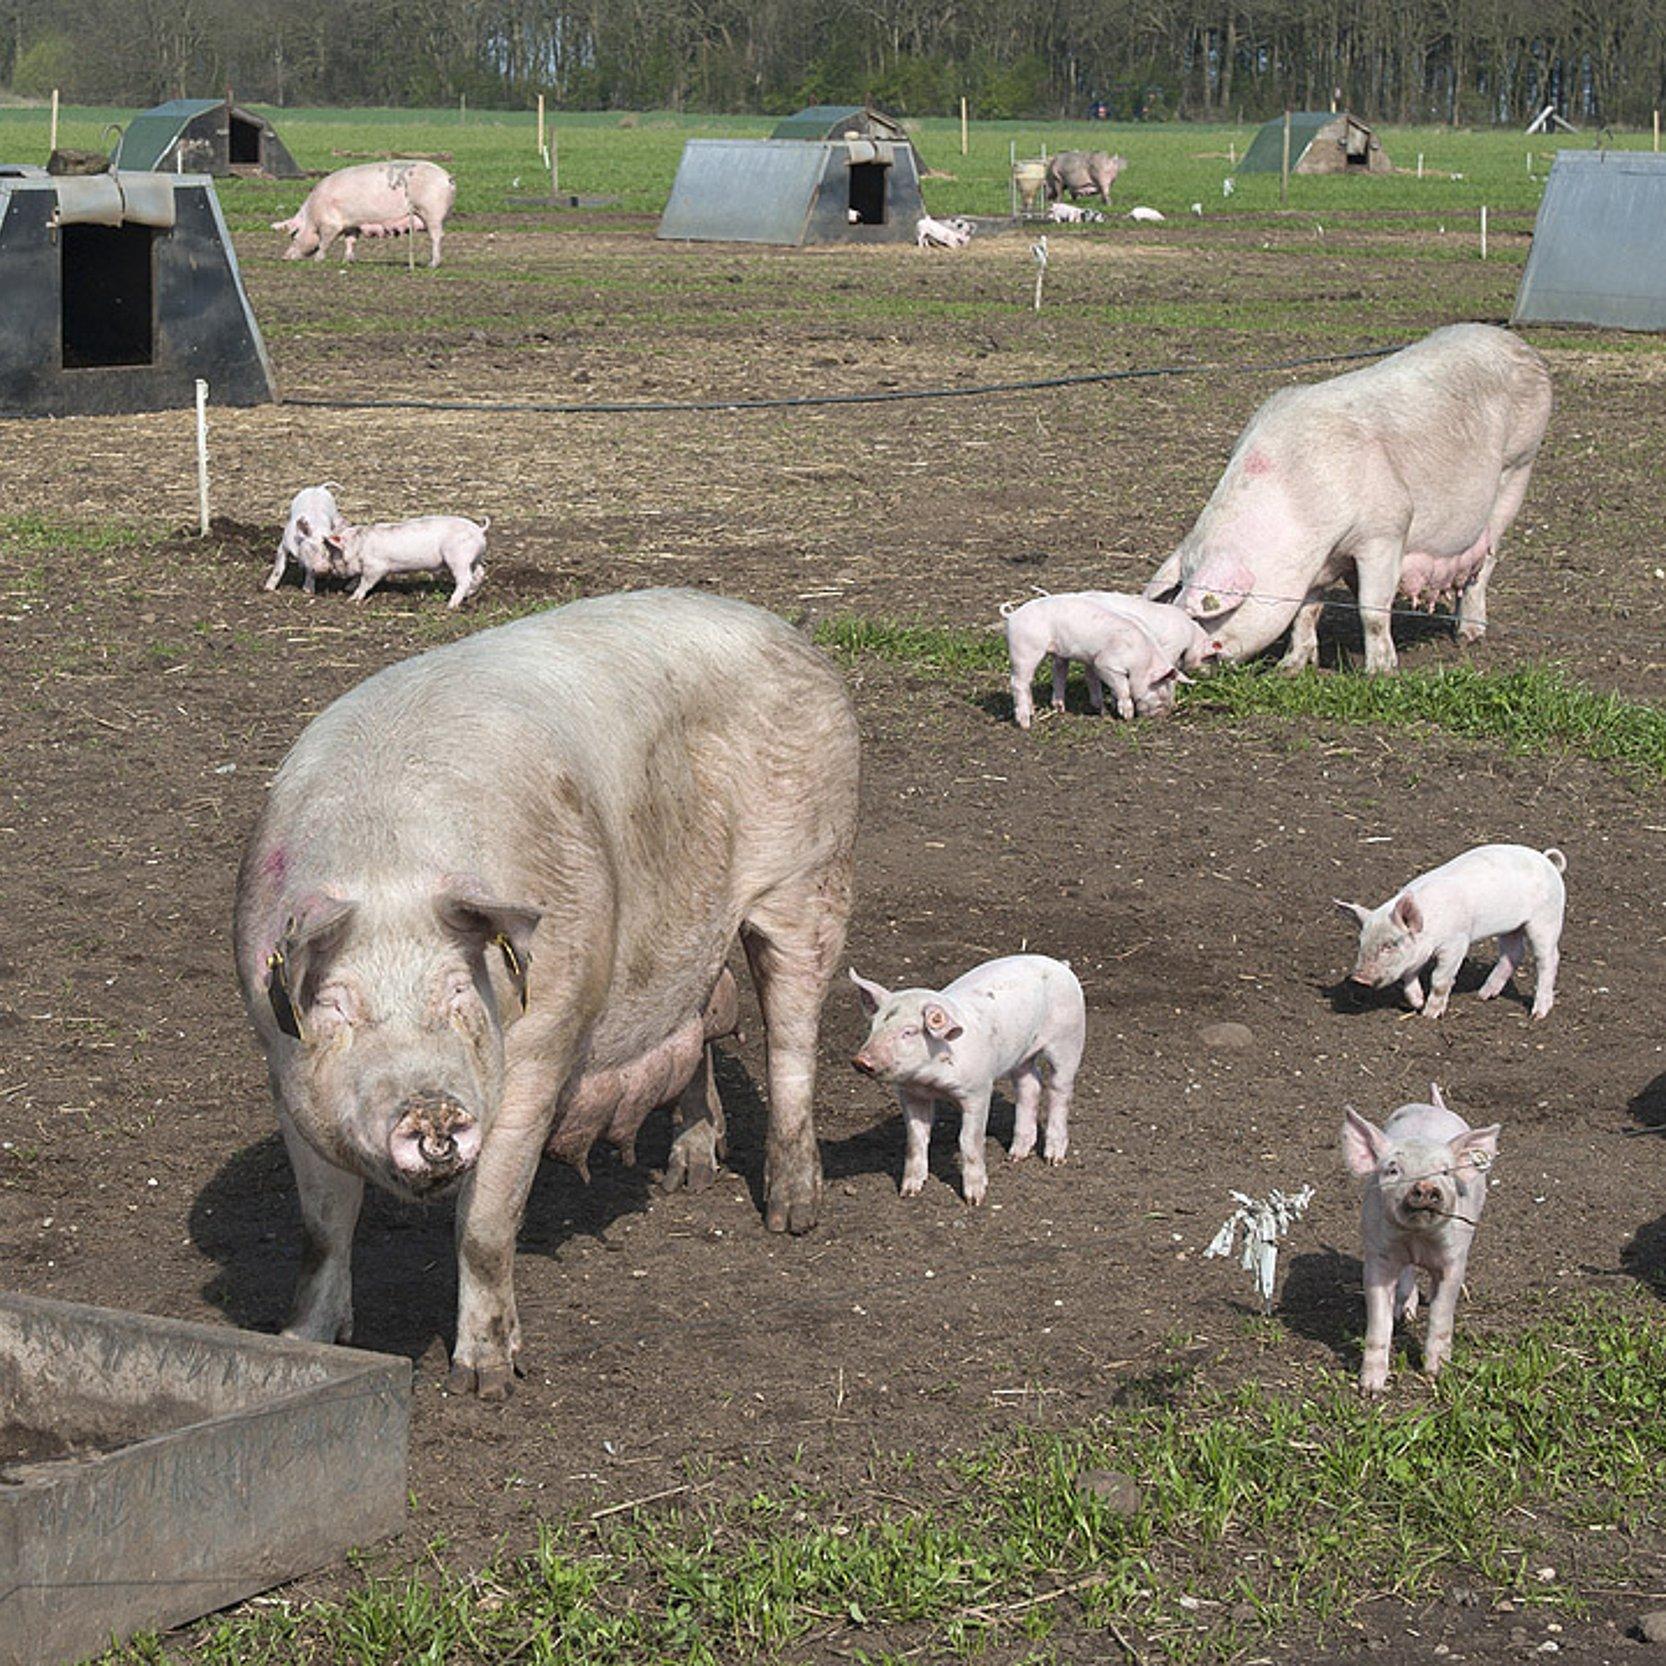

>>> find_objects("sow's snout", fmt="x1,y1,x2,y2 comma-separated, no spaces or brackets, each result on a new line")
389,1093,481,1193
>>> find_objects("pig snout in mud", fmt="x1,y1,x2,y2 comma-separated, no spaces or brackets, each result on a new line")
388,1092,482,1192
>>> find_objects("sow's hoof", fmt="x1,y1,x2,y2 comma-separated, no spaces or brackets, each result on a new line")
764,1172,822,1235
446,1359,521,1402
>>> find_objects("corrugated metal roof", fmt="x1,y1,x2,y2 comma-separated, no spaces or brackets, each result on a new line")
771,105,907,142
659,140,831,242
1238,112,1342,173
1512,150,1666,331
114,100,224,171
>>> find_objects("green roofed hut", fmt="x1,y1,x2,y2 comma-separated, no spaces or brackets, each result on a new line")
114,98,302,178
658,107,927,246
1237,112,1390,176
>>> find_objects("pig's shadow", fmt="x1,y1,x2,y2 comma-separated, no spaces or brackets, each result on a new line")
1319,957,1532,1019
1272,1246,1364,1368
1619,1071,1666,1302
819,1092,1020,1197
189,1045,910,1358
1312,599,1455,667
971,677,1120,727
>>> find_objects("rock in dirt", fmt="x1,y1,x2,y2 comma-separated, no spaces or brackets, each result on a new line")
1075,1469,1141,1516
1636,1610,1666,1645
1198,1021,1255,1052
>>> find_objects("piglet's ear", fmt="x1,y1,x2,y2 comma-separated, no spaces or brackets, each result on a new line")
1452,1123,1500,1169
296,516,311,538
1429,1081,1449,1112
438,890,543,1012
1333,899,1369,925
268,895,357,1041
1340,1106,1389,1177
848,969,889,1015
1391,893,1423,933
922,1002,963,1042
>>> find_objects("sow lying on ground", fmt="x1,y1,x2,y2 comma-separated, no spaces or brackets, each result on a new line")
1145,324,1552,673
233,590,859,1399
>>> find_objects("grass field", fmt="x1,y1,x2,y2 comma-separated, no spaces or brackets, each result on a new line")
2,101,1657,227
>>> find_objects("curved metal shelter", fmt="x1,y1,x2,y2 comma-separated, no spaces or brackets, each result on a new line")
770,105,911,145
114,99,302,178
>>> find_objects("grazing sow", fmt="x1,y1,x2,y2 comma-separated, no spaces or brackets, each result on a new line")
267,483,345,595
850,955,1085,1205
272,160,456,267
1002,593,1188,727
1045,150,1125,204
233,590,860,1398
325,514,490,609
1342,1087,1500,1393
1336,843,1566,1021
1143,325,1552,673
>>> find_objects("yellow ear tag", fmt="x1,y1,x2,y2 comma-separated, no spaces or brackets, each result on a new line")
494,934,528,1010
266,946,308,1044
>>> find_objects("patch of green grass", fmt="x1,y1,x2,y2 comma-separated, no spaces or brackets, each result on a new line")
813,616,1666,780
0,514,156,555
109,1300,1666,1663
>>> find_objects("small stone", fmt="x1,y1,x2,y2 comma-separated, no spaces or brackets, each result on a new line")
1198,1021,1255,1052
1076,1469,1142,1516
1638,1611,1666,1645
1445,1586,1478,1608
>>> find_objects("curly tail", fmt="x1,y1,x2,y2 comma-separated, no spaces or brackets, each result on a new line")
1543,847,1567,873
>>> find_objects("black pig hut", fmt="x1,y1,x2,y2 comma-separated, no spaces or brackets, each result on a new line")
0,171,274,418
114,98,302,178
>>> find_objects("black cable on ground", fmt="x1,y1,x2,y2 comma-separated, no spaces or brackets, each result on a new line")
280,342,1412,419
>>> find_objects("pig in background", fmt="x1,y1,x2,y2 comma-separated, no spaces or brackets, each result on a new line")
850,955,1085,1205
1001,592,1190,726
272,160,456,268
266,483,345,595
325,514,491,609
1336,843,1566,1021
1045,150,1125,204
234,589,860,1398
1143,324,1552,674
1342,1087,1500,1393
917,215,972,249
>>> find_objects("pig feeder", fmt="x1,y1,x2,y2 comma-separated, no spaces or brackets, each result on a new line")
0,1292,408,1666
0,170,274,418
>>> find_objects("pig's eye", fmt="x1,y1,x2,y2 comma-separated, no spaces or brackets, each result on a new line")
1381,1161,1401,1181
899,1025,919,1040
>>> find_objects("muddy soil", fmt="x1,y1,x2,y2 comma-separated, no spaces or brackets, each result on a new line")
0,215,1663,1660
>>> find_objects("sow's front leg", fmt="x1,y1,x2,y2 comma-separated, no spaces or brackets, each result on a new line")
278,1103,364,1345
449,1048,574,1400
742,859,852,1235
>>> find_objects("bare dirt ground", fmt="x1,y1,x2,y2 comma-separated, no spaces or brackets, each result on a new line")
2,212,1665,1661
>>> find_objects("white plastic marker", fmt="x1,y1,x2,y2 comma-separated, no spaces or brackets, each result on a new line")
195,380,210,537
49,88,59,154
1480,204,1488,260
1205,1185,1315,1314
1030,235,1048,311
1417,151,1424,178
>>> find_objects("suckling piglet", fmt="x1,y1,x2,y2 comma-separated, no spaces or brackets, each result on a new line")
1342,1087,1500,1393
1335,843,1566,1020
849,955,1085,1205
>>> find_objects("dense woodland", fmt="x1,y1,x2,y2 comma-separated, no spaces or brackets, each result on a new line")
4,0,1664,126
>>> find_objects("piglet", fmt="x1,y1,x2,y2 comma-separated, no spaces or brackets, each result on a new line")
1080,591,1223,673
266,483,345,595
916,215,971,250
849,954,1085,1205
1336,843,1566,1020
1342,1087,1500,1393
1002,593,1188,727
325,514,490,609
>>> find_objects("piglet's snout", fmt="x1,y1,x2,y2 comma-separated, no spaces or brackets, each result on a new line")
1405,1179,1442,1211
851,1052,879,1078
389,1094,481,1186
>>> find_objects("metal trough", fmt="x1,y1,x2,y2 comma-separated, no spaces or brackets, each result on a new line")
0,1292,409,1666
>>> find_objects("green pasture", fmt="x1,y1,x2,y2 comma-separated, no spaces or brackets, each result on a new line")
1,102,1657,230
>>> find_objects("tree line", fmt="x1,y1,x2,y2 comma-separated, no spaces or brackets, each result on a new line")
5,0,1663,127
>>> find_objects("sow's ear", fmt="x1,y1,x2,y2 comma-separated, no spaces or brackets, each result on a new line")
438,891,543,1011
1340,1106,1389,1177
267,896,357,1041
